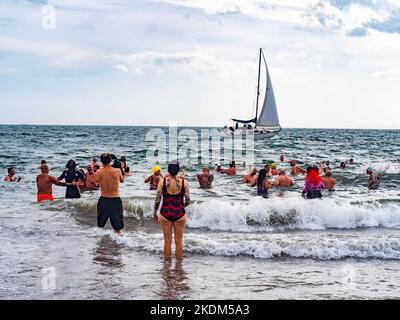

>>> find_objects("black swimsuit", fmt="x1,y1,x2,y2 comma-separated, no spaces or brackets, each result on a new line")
59,170,84,198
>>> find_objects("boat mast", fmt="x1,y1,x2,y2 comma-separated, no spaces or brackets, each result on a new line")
255,48,262,128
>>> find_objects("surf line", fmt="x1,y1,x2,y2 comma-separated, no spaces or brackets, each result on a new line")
150,304,184,318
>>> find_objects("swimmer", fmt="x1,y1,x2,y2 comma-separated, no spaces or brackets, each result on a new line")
280,155,285,162
36,164,75,202
302,166,325,199
242,167,258,187
322,170,336,191
215,163,223,173
4,167,21,182
96,153,125,234
271,163,278,176
222,162,237,176
257,169,272,198
264,165,273,177
85,164,99,190
197,166,214,188
120,156,132,176
274,170,295,187
339,162,346,169
290,160,306,176
154,160,191,260
92,157,101,172
58,160,85,199
145,165,163,190
366,167,380,190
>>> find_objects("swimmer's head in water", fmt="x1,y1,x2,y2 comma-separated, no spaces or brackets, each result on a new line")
290,160,296,166
152,165,161,175
340,162,346,168
271,163,277,169
120,156,127,163
66,159,77,170
100,153,112,165
325,170,332,177
168,160,180,177
280,155,284,161
366,167,373,174
41,160,47,165
203,166,210,173
40,164,49,173
7,167,15,175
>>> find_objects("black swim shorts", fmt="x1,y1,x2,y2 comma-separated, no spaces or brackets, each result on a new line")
97,197,124,231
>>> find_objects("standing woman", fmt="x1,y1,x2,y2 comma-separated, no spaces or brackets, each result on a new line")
257,168,272,198
58,159,85,199
154,161,191,260
302,166,325,199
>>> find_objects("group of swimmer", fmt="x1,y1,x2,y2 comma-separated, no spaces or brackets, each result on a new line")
3,154,380,260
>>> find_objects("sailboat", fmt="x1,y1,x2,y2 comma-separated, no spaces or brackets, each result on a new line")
225,48,281,139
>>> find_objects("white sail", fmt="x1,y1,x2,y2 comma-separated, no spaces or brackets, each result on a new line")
256,54,280,128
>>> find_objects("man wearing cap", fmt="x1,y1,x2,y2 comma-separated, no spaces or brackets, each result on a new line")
145,165,163,190
367,167,380,190
36,164,75,202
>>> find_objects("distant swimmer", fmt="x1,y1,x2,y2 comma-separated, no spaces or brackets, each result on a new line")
321,160,331,173
145,165,163,190
280,155,285,162
322,170,336,191
271,163,278,176
257,168,272,197
302,166,325,199
215,162,223,173
154,160,191,260
242,167,258,187
197,166,214,188
58,160,85,199
4,167,21,182
85,164,99,190
92,157,101,172
222,162,237,176
120,156,132,176
274,170,295,187
366,167,380,190
96,153,125,234
290,160,306,175
36,164,75,202
339,162,346,169
348,158,355,165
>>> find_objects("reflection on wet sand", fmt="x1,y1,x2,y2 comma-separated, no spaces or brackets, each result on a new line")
93,235,124,270
159,259,191,300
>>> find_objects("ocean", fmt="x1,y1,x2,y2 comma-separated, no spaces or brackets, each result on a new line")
1,125,400,299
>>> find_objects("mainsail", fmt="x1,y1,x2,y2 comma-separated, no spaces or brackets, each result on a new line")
256,53,280,128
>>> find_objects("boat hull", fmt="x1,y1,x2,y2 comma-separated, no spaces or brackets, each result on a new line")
221,128,281,139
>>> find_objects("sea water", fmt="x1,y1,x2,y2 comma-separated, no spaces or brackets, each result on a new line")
1,125,400,299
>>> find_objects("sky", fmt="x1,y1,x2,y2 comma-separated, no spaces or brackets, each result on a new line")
0,0,399,128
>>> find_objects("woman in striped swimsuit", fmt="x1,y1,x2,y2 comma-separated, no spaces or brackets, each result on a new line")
154,161,191,260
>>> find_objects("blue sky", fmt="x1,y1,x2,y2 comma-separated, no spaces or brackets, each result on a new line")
0,0,400,128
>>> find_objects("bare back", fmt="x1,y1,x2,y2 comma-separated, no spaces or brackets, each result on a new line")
36,173,58,195
95,166,123,198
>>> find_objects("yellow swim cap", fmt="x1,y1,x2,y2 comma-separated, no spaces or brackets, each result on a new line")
271,163,277,169
152,165,161,174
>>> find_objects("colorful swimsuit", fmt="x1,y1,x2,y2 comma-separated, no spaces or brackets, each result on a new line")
160,178,186,222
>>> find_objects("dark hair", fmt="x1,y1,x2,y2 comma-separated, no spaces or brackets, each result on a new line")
112,159,122,169
306,166,312,173
7,167,14,173
100,153,112,165
168,161,180,177
41,160,47,165
66,159,77,170
257,169,267,190
120,156,127,163
229,163,234,168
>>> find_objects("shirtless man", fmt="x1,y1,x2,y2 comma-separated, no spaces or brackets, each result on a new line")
222,162,237,176
322,170,336,191
367,167,380,190
95,153,125,233
290,160,306,175
274,170,295,187
85,164,99,190
4,167,21,182
215,163,223,173
242,168,258,187
92,157,101,172
36,164,74,202
145,165,163,190
197,167,214,188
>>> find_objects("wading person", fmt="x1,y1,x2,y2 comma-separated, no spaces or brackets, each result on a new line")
257,169,272,198
154,161,190,260
274,170,295,187
58,160,85,199
36,164,75,202
85,164,99,190
145,165,163,190
322,170,336,191
4,167,21,182
197,166,214,188
242,167,258,187
366,167,380,190
96,153,125,234
302,166,325,199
